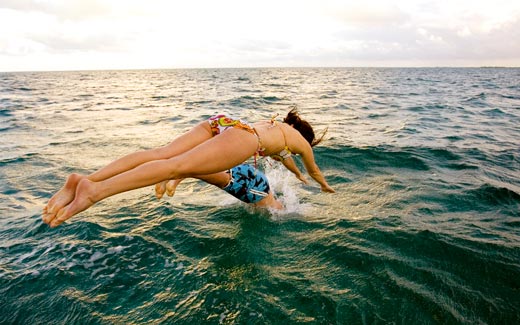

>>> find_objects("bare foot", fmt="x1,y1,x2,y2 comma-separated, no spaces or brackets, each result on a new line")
42,173,84,224
49,178,97,228
155,180,167,199
155,179,184,199
166,179,183,196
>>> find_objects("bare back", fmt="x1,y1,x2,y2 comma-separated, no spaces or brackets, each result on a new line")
252,121,311,157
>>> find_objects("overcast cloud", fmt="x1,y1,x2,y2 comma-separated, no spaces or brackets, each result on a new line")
0,0,519,71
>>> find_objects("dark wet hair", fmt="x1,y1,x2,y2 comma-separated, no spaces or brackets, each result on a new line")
283,107,327,147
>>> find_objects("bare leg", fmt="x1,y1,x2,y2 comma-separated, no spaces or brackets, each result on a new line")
43,122,213,223
155,168,232,200
254,192,283,210
156,173,282,209
88,122,213,182
48,128,259,227
50,172,283,227
192,172,283,209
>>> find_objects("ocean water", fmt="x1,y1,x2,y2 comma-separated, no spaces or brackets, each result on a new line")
0,68,519,324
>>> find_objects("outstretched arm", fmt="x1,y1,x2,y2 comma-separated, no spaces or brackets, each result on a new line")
282,124,334,193
303,160,335,193
298,147,335,193
280,156,309,184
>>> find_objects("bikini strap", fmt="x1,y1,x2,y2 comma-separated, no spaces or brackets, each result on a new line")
270,113,279,125
279,124,290,151
252,128,266,169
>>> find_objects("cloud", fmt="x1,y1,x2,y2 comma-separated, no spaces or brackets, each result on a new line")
0,0,112,20
320,1,410,26
0,2,144,57
305,0,520,65
1,0,520,71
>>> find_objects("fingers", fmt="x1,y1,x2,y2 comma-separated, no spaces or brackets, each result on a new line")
296,175,309,185
155,181,166,199
320,184,335,193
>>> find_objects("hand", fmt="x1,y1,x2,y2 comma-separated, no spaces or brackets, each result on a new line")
321,184,335,193
296,174,309,185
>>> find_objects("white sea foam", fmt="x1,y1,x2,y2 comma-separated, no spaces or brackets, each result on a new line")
263,162,312,216
89,251,104,263
107,245,126,254
164,259,176,268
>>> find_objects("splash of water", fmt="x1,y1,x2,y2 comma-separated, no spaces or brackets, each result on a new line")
262,161,312,215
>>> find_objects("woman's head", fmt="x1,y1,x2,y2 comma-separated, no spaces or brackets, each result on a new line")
283,107,326,147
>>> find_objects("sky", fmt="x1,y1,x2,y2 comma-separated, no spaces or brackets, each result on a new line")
1,0,519,71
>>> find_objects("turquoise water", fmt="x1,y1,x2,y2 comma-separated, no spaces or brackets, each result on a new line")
1,68,519,324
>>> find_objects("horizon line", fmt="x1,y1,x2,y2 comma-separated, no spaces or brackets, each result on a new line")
1,65,518,73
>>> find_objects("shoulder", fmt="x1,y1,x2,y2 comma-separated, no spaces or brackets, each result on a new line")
282,124,312,154
279,122,300,137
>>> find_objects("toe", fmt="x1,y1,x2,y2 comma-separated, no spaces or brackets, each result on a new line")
50,209,67,228
155,181,166,199
166,180,177,196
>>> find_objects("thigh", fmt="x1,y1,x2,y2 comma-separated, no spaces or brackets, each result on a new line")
193,171,230,188
170,128,259,178
156,121,213,159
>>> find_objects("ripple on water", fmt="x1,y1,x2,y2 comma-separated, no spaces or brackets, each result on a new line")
1,68,520,324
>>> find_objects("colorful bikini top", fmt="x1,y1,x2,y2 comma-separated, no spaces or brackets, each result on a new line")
270,147,292,161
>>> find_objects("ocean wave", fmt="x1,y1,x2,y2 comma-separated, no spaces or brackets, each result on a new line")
0,108,13,117
183,100,214,109
2,68,520,324
469,184,520,206
323,145,430,172
224,95,286,107
0,152,38,166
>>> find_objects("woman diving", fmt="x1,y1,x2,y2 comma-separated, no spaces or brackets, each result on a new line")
43,108,335,227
